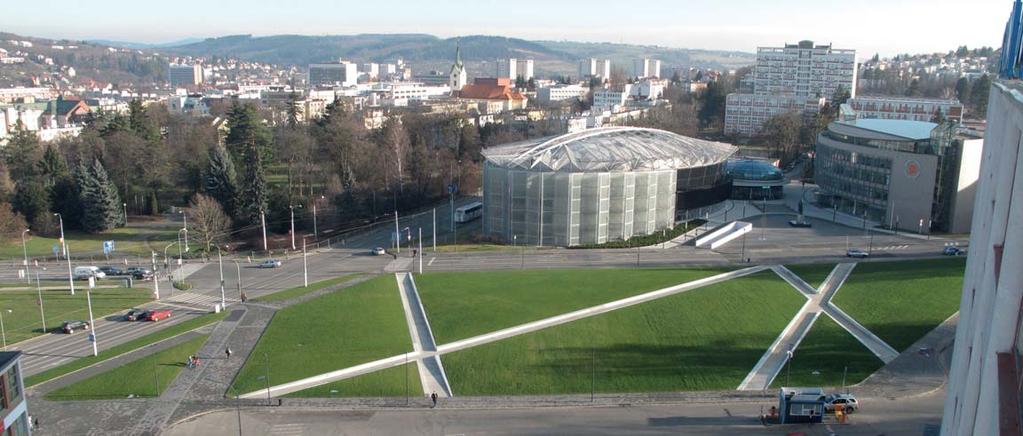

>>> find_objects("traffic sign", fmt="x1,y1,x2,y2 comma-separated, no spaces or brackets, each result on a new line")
87,333,95,343
447,183,458,194
52,244,59,256
103,240,115,254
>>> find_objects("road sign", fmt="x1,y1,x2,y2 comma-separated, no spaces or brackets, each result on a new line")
447,183,458,194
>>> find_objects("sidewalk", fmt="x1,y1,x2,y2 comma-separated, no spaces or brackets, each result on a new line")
395,273,451,398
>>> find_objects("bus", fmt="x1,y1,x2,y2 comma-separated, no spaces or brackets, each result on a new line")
454,202,483,223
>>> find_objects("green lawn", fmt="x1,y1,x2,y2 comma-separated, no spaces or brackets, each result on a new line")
784,264,836,289
26,311,227,387
0,225,179,258
0,287,152,344
832,258,966,352
44,334,210,400
285,363,422,398
441,271,805,395
230,275,412,394
252,274,360,303
770,315,884,388
417,267,731,345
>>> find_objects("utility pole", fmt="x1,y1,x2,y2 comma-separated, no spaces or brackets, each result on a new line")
85,286,98,356
55,214,74,296
21,229,29,283
417,227,423,274
432,208,437,252
218,247,226,308
261,210,268,252
394,210,401,254
151,251,160,300
302,239,308,287
35,265,45,333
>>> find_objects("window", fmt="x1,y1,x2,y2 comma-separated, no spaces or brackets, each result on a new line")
6,364,20,408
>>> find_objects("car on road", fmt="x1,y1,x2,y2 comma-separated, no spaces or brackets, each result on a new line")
124,308,147,321
126,267,153,280
99,266,126,276
788,220,812,228
943,246,966,256
823,393,859,413
258,259,283,268
61,320,90,334
372,247,386,256
73,266,106,280
145,309,172,321
846,248,870,258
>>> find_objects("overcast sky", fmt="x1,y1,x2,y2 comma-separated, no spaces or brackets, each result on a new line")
3,0,1010,58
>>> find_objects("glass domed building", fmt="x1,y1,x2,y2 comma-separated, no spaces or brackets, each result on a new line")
726,159,786,200
482,127,736,246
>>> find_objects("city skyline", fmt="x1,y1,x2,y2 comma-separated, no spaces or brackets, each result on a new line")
2,0,1008,59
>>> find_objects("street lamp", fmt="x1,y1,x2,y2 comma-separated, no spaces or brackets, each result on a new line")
21,229,29,283
289,205,303,251
178,210,188,252
217,246,226,309
122,202,128,227
54,213,75,296
35,265,46,332
312,195,324,239
232,260,243,302
0,309,10,351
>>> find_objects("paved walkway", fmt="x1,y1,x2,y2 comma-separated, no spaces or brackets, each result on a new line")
240,265,770,399
395,272,451,398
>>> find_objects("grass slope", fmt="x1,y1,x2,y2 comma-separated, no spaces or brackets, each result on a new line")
252,274,359,303
832,258,965,352
26,311,226,387
770,316,884,388
285,363,422,398
0,225,178,258
442,271,804,395
784,263,836,289
45,334,209,400
0,287,152,344
417,267,730,345
231,275,412,394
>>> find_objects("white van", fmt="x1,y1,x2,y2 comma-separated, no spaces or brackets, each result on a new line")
73,266,106,280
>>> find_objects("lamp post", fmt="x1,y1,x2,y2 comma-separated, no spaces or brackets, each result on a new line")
85,286,98,356
35,265,46,332
0,309,9,351
312,195,324,239
151,251,160,300
55,213,74,296
217,246,226,308
122,202,128,227
289,205,303,251
233,260,243,301
260,210,268,253
302,238,308,287
21,229,29,283
178,210,188,252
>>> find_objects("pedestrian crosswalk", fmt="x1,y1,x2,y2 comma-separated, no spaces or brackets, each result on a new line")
166,291,239,309
269,423,305,436
874,244,911,251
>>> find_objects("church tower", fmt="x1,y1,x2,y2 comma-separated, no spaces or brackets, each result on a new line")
449,43,467,91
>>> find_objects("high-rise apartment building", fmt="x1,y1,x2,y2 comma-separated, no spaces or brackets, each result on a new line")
168,64,203,87
725,40,857,136
496,58,534,81
633,59,661,79
579,58,611,81
308,61,359,87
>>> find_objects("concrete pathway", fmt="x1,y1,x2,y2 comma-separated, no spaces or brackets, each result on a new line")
395,272,452,398
240,265,770,399
822,265,901,363
769,265,817,297
384,257,412,272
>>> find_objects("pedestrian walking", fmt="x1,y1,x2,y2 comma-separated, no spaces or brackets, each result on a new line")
225,347,233,359
194,356,201,368
430,392,438,408
186,355,194,369
32,417,39,430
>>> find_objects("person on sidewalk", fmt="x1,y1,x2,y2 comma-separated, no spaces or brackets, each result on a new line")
225,347,232,359
430,392,438,408
186,355,194,369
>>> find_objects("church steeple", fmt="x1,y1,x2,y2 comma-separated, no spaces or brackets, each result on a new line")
449,40,467,92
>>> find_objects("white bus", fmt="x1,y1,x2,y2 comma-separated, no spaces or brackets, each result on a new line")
454,202,483,223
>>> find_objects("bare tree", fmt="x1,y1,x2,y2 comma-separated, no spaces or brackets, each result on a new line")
188,193,231,253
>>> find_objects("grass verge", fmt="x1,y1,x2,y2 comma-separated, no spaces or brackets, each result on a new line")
831,258,965,352
44,334,210,400
770,315,884,388
0,287,152,344
0,225,179,258
784,263,836,289
230,275,412,395
252,274,360,303
417,267,731,345
285,363,422,398
442,271,804,394
25,310,226,387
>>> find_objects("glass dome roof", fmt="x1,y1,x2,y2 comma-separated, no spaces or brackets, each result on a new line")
726,159,785,182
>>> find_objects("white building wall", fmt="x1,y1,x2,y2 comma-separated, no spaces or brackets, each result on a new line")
941,82,1023,435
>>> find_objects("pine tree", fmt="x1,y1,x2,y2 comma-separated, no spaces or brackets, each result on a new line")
12,177,49,226
3,121,40,181
226,102,272,224
128,99,160,143
238,150,268,225
285,92,301,128
78,159,122,233
204,144,239,219
37,144,69,187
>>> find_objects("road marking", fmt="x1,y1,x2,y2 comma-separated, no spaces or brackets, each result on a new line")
428,258,436,266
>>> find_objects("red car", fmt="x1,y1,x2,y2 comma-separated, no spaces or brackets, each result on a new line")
146,309,172,322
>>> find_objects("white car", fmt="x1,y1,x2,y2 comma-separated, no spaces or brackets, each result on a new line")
259,259,282,268
846,248,870,258
372,247,386,256
824,393,859,413
73,266,106,280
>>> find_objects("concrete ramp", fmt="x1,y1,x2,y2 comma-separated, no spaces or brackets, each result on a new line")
695,221,752,249
396,272,452,398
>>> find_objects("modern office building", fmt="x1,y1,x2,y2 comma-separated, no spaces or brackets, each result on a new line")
168,64,203,87
308,61,359,87
845,96,963,123
941,80,1023,436
814,118,983,233
482,127,736,246
633,59,661,79
726,159,786,199
0,352,29,435
579,58,611,81
592,85,632,112
725,40,857,136
536,84,587,104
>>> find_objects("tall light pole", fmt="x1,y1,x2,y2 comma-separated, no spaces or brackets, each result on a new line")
85,286,98,356
232,260,243,301
178,210,188,252
21,229,30,283
260,210,268,253
312,195,324,239
217,246,226,309
302,238,308,287
55,213,74,296
432,208,437,252
122,202,128,227
35,265,46,332
394,211,401,254
289,205,302,251
417,227,423,274
151,251,160,300
176,228,187,280
0,310,9,351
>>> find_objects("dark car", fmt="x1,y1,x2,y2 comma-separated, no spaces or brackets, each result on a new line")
126,267,153,279
61,320,90,334
943,246,966,256
99,266,126,276
124,308,147,321
788,220,812,228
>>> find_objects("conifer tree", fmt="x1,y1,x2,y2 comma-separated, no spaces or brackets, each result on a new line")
79,159,122,233
204,144,239,219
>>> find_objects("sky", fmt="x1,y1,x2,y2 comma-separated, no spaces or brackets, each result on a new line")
2,0,1011,58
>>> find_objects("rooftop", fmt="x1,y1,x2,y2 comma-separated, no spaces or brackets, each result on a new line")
483,127,737,172
835,119,937,141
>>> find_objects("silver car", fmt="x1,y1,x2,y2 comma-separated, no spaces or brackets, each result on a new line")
259,259,283,268
846,248,869,258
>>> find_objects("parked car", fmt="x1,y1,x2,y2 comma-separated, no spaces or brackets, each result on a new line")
61,320,90,334
259,259,283,268
124,308,147,321
823,393,859,413
126,267,154,280
372,247,386,256
99,266,126,276
943,246,966,256
846,248,870,258
73,266,106,280
145,309,172,322
788,220,812,228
